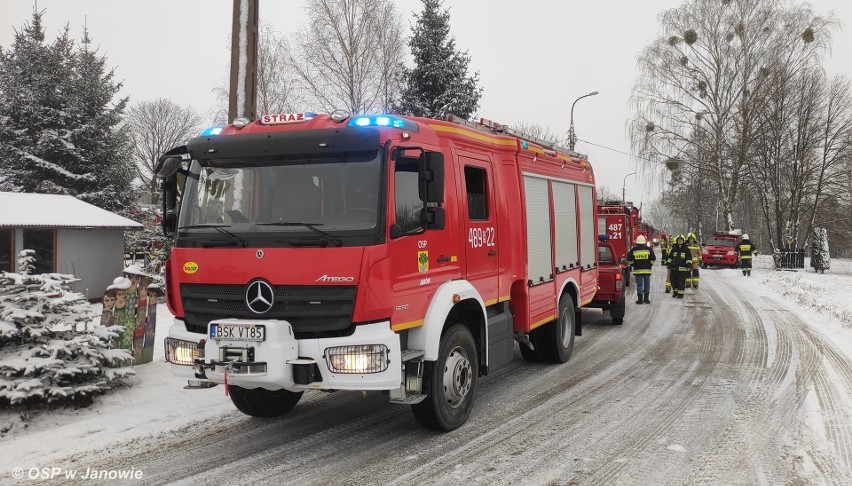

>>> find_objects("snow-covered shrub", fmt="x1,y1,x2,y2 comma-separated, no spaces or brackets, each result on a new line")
810,227,830,273
0,251,134,407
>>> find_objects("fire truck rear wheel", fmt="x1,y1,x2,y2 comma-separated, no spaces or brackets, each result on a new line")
537,296,576,363
411,324,478,431
228,385,303,417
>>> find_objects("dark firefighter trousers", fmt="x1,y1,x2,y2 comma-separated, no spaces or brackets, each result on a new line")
673,269,689,296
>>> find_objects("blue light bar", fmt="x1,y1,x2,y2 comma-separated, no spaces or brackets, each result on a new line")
521,140,529,149
199,126,225,136
598,234,610,241
347,115,418,132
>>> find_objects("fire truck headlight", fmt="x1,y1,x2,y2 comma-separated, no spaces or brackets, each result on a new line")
325,345,389,374
165,337,203,366
727,250,736,256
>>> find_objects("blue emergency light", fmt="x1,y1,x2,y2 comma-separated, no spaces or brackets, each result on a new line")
598,234,611,241
347,115,418,132
199,126,225,136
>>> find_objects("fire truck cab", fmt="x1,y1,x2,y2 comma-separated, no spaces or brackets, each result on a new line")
157,112,599,431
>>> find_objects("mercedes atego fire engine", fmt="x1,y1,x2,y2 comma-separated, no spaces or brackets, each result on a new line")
157,111,599,431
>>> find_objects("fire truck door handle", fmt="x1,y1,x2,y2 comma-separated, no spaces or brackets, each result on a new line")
488,250,497,256
437,255,451,263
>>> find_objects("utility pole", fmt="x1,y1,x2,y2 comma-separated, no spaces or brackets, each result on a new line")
228,0,259,123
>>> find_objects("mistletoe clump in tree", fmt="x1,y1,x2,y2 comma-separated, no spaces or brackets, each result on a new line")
396,0,482,119
0,250,133,407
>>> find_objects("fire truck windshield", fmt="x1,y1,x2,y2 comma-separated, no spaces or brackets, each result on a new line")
707,238,736,247
177,154,383,246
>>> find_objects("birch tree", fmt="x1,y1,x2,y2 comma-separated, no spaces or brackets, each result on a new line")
290,0,406,115
630,0,833,234
125,98,201,204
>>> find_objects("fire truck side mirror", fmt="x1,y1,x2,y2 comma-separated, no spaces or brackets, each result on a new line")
419,152,445,203
155,156,182,178
161,173,178,238
422,207,446,230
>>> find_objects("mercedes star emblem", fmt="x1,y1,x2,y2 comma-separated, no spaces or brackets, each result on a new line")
256,249,264,259
245,280,274,314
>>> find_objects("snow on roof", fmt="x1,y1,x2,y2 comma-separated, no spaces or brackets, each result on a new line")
0,192,144,230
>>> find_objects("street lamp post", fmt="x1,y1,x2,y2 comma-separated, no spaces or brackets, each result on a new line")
622,171,637,205
568,91,599,151
640,191,651,209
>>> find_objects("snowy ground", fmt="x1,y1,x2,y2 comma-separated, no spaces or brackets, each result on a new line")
1,255,851,483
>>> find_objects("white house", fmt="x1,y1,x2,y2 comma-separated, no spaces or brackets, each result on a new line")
0,192,143,300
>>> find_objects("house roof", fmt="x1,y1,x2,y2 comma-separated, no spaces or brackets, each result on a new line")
0,192,144,230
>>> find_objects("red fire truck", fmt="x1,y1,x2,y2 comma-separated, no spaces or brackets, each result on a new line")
701,230,742,268
156,112,599,431
597,203,637,286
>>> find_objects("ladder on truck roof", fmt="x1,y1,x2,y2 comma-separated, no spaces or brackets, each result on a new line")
445,114,586,160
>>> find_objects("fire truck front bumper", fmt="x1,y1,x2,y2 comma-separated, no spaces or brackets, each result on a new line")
165,318,401,391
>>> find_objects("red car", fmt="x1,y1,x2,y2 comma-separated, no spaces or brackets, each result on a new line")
588,239,626,325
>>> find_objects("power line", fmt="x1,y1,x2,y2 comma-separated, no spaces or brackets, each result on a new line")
577,138,662,165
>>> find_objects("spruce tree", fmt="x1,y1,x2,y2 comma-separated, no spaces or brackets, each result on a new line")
0,12,84,194
810,227,831,273
396,0,482,119
68,29,136,212
0,11,136,212
0,250,134,407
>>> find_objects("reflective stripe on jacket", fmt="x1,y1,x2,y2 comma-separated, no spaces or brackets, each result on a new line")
737,242,757,259
667,244,692,271
627,245,656,275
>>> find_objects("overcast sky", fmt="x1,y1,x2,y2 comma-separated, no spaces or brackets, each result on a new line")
2,0,850,205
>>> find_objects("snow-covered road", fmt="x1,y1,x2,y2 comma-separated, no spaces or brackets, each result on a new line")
3,257,852,485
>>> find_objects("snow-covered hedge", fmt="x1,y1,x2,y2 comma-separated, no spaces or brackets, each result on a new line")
0,253,134,407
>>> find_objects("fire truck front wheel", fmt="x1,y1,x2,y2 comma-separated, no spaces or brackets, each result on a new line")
412,324,479,431
228,385,303,417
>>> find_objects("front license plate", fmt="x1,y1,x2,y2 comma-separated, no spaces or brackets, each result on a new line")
210,323,266,342
712,255,722,260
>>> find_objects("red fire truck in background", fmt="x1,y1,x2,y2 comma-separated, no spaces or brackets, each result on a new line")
156,112,599,431
636,222,662,247
597,203,638,286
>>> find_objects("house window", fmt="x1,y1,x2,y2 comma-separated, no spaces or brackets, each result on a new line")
0,229,12,272
22,229,56,274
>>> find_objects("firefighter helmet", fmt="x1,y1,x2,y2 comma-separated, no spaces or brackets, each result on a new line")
742,234,750,240
636,235,647,245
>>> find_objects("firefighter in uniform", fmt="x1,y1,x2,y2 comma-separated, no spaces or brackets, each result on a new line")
667,234,692,298
685,233,701,288
736,234,759,277
627,235,656,304
660,235,672,293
